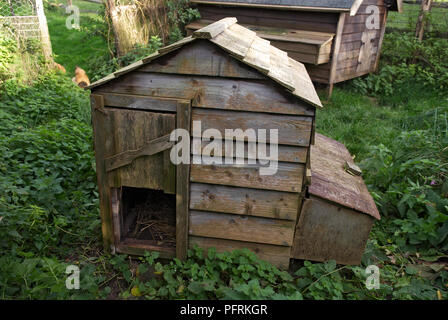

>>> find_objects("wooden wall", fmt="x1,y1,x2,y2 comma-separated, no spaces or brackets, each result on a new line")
334,0,388,83
193,1,390,84
92,40,315,268
194,3,339,83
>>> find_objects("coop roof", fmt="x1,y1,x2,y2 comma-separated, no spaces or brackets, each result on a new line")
191,0,403,13
309,133,381,220
87,18,322,108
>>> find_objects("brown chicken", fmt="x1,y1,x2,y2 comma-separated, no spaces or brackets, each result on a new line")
53,62,66,74
72,66,90,88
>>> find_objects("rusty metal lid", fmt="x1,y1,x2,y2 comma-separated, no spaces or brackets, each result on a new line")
309,133,381,220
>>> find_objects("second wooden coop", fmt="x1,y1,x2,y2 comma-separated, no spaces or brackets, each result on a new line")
187,0,403,95
87,18,379,269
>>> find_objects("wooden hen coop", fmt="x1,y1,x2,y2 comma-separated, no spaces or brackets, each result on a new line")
87,18,379,269
187,0,403,95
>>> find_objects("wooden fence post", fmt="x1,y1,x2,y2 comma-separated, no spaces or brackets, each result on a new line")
415,0,433,41
35,0,53,60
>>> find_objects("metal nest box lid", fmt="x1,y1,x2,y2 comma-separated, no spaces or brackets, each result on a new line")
86,18,323,109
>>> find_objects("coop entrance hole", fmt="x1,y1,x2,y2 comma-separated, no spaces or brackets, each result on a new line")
116,187,176,250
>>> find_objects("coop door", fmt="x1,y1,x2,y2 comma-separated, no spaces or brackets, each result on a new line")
356,29,378,73
101,100,191,259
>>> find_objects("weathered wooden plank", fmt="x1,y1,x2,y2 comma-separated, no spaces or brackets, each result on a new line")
189,210,295,246
188,19,335,44
91,94,115,251
268,45,295,91
105,134,173,172
243,36,271,74
117,239,176,259
329,12,346,84
356,29,378,73
96,72,315,116
108,108,175,190
140,40,265,80
291,197,374,265
190,158,305,193
191,137,308,163
194,1,349,14
196,4,340,27
192,17,237,39
309,133,380,219
288,58,323,108
192,108,313,147
176,100,192,260
158,36,195,54
189,236,291,269
163,115,176,195
190,183,300,220
102,93,178,112
210,23,256,59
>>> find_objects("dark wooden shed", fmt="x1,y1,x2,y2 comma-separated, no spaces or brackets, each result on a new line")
87,18,379,269
186,0,403,95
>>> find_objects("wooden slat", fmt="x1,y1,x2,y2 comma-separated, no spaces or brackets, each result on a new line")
158,36,196,54
191,1,351,13
268,45,295,91
163,107,176,194
105,134,173,172
102,93,178,112
176,100,191,260
288,58,323,108
192,17,237,39
189,210,295,246
190,158,305,193
117,239,176,259
190,183,300,220
187,19,335,44
192,108,313,147
356,29,378,73
91,94,115,251
97,72,315,116
309,133,380,219
291,197,374,265
189,236,291,269
196,4,339,33
140,40,265,80
210,23,256,59
191,137,308,163
108,108,175,190
329,12,346,84
243,36,271,74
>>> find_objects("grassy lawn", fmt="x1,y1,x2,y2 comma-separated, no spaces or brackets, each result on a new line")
45,0,110,75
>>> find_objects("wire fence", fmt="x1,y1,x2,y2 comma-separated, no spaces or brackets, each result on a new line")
0,0,40,39
387,0,448,38
0,0,52,58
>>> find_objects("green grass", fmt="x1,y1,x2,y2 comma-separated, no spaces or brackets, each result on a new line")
387,2,448,35
45,1,109,75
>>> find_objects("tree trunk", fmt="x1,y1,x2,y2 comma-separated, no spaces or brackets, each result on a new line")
105,0,124,57
67,0,73,6
415,0,432,41
36,0,53,60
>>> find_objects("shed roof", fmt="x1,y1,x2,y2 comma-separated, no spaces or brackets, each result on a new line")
309,133,381,220
87,18,322,108
191,0,403,13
